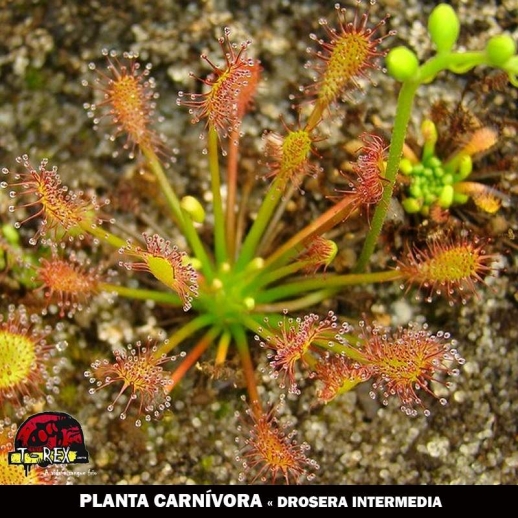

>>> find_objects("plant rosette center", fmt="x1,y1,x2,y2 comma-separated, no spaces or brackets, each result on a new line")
194,263,259,325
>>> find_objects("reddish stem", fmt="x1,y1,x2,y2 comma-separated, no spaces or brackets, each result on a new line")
232,323,262,418
164,327,219,394
264,195,357,268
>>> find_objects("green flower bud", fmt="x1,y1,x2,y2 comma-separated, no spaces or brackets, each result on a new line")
323,239,338,269
211,278,223,290
453,191,469,205
421,119,438,146
246,257,265,272
386,46,419,81
442,173,453,185
413,163,424,175
438,185,454,208
189,257,203,271
402,197,422,213
243,297,255,310
181,195,205,223
424,192,436,205
428,4,460,53
220,261,231,273
427,156,442,169
409,183,422,199
399,158,414,175
421,121,438,161
433,170,443,183
486,35,516,66
456,155,473,181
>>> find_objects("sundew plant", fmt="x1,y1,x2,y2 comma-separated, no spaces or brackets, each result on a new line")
0,1,516,484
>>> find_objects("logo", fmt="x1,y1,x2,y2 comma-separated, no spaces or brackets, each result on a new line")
8,411,89,476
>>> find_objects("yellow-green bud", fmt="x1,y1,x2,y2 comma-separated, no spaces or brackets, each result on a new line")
386,46,419,81
438,185,454,208
211,278,223,290
442,173,453,185
486,35,516,66
188,257,202,271
456,155,473,181
402,197,422,213
421,119,438,145
453,191,469,205
246,257,265,272
220,261,231,273
243,297,255,310
399,158,414,175
428,4,460,53
181,195,205,223
324,240,338,269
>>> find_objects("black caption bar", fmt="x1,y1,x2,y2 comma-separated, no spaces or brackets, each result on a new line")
0,484,513,509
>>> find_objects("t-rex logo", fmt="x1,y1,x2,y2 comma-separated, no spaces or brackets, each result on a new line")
8,412,89,476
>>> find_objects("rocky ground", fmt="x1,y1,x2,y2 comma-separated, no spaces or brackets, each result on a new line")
0,0,517,486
